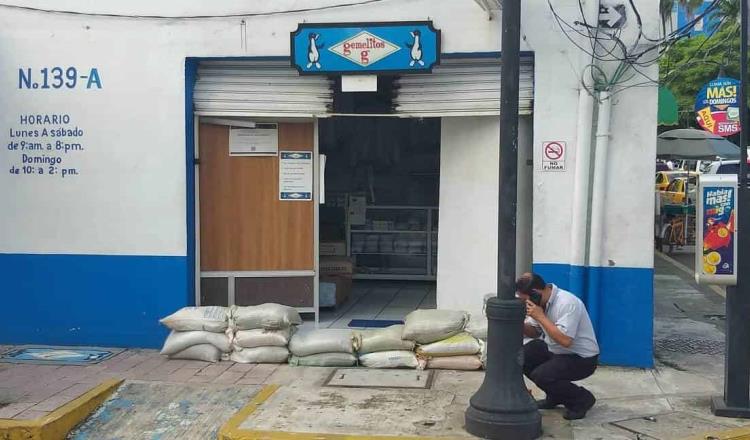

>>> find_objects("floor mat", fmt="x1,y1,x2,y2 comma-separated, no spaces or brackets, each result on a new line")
0,346,123,365
348,319,404,328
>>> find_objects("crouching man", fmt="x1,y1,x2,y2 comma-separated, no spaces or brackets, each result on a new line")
515,273,600,420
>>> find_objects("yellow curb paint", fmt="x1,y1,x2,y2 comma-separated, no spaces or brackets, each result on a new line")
0,379,123,440
217,384,463,440
683,425,750,440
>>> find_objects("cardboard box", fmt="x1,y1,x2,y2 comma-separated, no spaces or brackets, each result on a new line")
320,241,346,256
319,276,352,307
319,256,353,275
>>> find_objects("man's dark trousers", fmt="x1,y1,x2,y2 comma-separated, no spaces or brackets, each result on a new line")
523,339,598,411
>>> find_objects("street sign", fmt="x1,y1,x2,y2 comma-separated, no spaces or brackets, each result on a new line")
290,22,441,75
599,4,627,29
542,141,566,171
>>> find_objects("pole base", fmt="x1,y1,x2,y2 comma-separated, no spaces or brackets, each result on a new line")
711,396,750,418
466,404,542,440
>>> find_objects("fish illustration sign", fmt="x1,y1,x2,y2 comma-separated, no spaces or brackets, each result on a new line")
291,21,440,74
695,77,742,137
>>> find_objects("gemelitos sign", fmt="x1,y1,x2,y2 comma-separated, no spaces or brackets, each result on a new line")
694,77,741,137
291,21,440,74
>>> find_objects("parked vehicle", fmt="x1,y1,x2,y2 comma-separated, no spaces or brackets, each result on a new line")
702,159,741,175
661,176,697,205
655,171,696,192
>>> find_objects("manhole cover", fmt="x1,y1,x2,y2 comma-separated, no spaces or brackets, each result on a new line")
325,368,433,389
654,337,725,355
611,411,732,439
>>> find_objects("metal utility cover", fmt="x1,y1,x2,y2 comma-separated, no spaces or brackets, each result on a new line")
610,411,732,439
325,368,433,389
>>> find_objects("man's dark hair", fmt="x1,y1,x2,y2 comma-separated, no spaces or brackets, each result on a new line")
515,272,546,295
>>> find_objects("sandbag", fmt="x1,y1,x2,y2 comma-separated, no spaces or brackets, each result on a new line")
167,344,221,362
402,309,469,344
232,304,303,330
357,325,415,354
417,332,481,357
230,346,290,364
418,355,483,371
289,353,357,367
234,328,293,348
160,330,231,355
159,306,229,333
288,329,356,357
359,350,418,369
465,316,487,340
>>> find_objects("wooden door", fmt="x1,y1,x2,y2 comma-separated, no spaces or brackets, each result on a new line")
198,122,315,306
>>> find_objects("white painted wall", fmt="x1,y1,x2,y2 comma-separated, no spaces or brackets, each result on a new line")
437,116,533,315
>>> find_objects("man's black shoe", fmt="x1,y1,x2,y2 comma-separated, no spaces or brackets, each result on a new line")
536,399,560,410
563,395,596,420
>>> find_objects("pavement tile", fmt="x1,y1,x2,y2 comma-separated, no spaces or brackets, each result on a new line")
31,394,75,412
180,360,212,369
187,375,216,384
165,367,202,383
58,383,96,399
196,363,232,377
13,409,50,420
236,375,268,385
22,380,76,402
0,402,36,418
214,371,244,384
227,363,256,373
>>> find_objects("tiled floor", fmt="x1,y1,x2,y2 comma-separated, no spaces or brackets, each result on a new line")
310,280,436,329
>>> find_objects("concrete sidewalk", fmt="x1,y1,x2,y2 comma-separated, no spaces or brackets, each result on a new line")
0,252,746,439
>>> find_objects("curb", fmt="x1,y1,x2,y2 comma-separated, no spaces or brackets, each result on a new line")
684,425,750,440
0,379,123,440
218,384,461,440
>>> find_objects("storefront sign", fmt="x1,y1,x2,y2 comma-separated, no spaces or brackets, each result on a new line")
279,151,313,201
541,141,566,171
291,22,440,74
696,174,737,286
694,77,741,137
229,124,278,156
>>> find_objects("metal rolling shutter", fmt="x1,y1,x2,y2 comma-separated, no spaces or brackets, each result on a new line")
394,57,534,117
193,61,333,117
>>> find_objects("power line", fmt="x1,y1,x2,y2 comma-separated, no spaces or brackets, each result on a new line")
0,0,392,19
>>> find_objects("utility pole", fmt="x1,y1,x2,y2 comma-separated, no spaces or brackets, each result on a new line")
712,0,750,419
464,0,542,438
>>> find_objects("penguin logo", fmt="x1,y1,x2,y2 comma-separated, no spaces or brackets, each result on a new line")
306,33,324,69
406,30,424,67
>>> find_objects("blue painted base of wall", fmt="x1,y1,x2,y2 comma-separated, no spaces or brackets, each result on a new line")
532,263,654,368
0,254,190,349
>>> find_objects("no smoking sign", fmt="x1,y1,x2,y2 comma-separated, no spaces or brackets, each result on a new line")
542,141,566,172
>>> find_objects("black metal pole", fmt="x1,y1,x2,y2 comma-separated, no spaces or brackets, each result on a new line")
465,0,542,438
711,0,750,419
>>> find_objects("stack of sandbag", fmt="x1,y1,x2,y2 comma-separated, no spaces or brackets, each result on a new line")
356,325,417,369
159,306,232,362
229,304,302,364
400,309,482,371
288,329,358,367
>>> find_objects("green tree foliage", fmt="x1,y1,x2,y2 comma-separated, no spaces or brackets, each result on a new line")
659,0,741,127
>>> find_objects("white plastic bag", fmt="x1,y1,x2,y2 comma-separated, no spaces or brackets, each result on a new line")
232,304,302,330
167,344,221,362
230,346,290,364
417,355,483,370
289,353,357,367
359,350,418,369
160,330,231,355
233,328,293,348
288,329,356,357
357,325,415,354
416,332,481,357
159,306,229,333
402,309,469,344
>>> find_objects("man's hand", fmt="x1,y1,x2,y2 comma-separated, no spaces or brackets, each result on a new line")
526,300,544,320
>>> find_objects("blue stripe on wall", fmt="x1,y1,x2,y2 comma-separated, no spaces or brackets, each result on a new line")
0,253,188,348
532,263,654,368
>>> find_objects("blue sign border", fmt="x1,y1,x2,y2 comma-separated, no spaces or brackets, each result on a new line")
290,21,441,75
